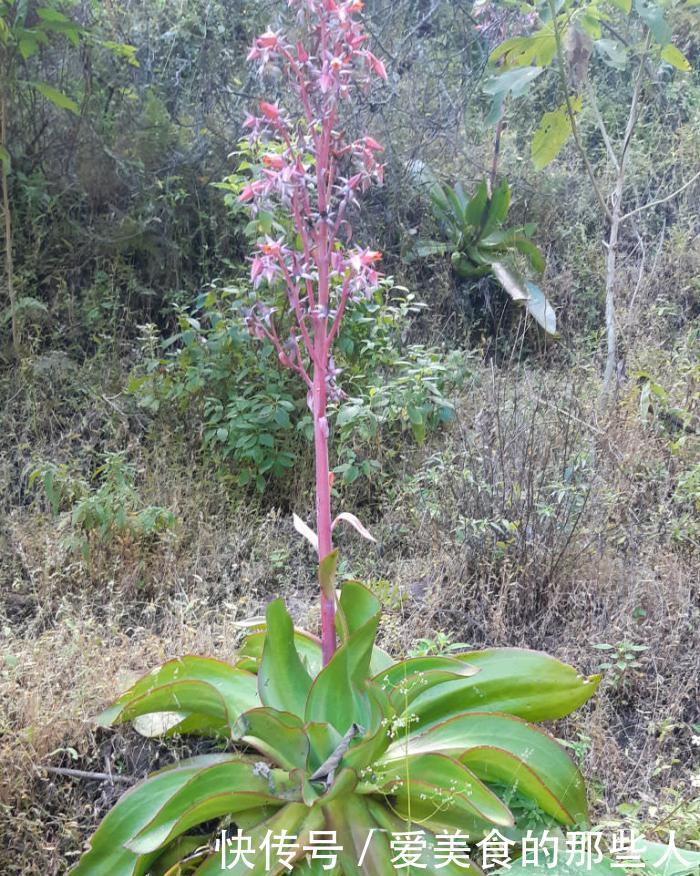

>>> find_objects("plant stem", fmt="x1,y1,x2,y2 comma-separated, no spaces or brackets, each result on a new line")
313,347,336,666
0,74,18,356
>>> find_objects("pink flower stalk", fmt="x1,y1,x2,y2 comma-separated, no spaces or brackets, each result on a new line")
240,0,386,664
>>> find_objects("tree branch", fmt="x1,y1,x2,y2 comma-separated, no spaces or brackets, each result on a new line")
621,169,700,223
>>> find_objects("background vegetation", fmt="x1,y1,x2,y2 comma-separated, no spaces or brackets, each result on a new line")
0,0,698,872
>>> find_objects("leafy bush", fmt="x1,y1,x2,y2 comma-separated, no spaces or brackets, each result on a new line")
29,452,176,558
71,571,604,874
130,285,466,493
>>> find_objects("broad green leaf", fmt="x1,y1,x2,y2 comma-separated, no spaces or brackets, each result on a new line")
608,0,632,12
531,97,582,170
660,44,691,71
367,798,486,875
409,648,599,728
339,684,395,771
636,838,700,876
306,721,343,772
453,254,491,278
324,795,394,875
338,581,381,639
31,81,79,114
382,712,589,825
127,759,292,854
483,66,544,99
305,616,380,733
236,627,322,676
490,261,530,303
0,145,10,172
18,34,39,59
374,655,479,712
149,835,207,875
374,655,479,690
490,28,557,67
37,7,71,23
69,755,234,875
233,707,310,770
512,236,546,273
634,0,671,44
373,753,514,827
482,179,511,237
258,599,313,717
464,181,489,228
96,656,260,732
525,281,558,337
193,802,316,875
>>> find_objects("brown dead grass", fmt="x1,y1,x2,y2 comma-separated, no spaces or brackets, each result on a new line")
1,359,698,874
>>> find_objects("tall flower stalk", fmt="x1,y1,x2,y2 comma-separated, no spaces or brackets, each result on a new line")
240,0,386,665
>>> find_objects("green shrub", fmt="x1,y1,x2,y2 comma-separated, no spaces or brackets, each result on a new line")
130,284,468,493
29,452,176,558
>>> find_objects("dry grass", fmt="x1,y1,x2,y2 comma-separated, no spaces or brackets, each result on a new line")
1,353,699,874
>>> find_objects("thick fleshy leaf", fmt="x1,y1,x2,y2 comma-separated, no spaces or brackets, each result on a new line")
371,753,514,828
305,598,381,733
233,707,310,770
513,236,546,273
382,712,589,825
408,648,599,728
306,722,343,773
149,835,208,875
127,759,299,854
258,599,313,717
340,685,395,771
96,657,260,733
324,794,394,875
525,281,558,337
374,655,479,711
337,581,381,639
501,854,617,874
70,755,235,875
490,260,530,303
636,838,700,876
482,179,511,238
367,797,487,875
193,802,318,875
465,180,489,228
237,628,322,676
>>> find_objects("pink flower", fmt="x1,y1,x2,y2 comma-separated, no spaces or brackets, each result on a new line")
262,153,285,170
257,29,280,49
366,51,387,80
238,179,266,203
259,101,281,122
260,236,285,258
363,136,384,152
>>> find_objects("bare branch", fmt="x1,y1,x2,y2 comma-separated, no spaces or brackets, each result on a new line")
38,765,136,784
621,169,700,223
